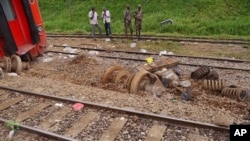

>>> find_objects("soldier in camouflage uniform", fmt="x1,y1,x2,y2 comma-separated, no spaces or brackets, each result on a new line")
134,4,143,38
124,5,133,37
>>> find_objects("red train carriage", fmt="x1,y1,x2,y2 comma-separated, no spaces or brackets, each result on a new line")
0,0,47,74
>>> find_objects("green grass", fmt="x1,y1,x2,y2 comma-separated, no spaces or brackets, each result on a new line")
39,0,250,38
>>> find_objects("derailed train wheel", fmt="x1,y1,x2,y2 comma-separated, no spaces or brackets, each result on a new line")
2,57,11,72
130,71,151,94
114,70,131,84
101,65,124,84
11,55,22,74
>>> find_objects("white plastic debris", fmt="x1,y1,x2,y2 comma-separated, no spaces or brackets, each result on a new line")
47,52,53,56
120,117,125,120
88,51,99,55
159,50,168,56
180,80,191,88
62,43,68,47
8,130,15,140
140,49,147,53
43,57,54,62
105,38,111,42
130,43,136,48
55,103,64,107
48,44,54,48
8,73,18,77
68,55,76,58
63,47,78,53
168,52,174,55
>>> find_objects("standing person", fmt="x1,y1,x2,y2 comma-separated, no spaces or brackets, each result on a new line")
102,7,111,37
124,5,133,37
88,7,101,41
134,4,143,38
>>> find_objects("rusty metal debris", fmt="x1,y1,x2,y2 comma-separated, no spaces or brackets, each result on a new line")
206,70,219,80
101,57,249,102
102,57,180,96
101,65,124,84
114,70,130,84
191,66,210,79
138,56,179,72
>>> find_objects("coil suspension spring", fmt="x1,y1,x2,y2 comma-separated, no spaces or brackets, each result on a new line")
221,87,249,102
191,66,210,79
203,79,224,91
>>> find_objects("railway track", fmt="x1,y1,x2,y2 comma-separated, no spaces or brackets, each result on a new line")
47,33,250,45
47,44,250,72
0,86,229,141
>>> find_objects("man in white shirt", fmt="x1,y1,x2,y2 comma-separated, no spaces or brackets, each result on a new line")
102,7,111,37
88,7,101,40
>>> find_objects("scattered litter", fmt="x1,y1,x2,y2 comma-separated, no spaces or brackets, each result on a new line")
120,117,125,120
171,98,178,103
162,69,179,81
8,73,18,77
47,52,53,56
146,57,153,64
130,43,136,48
55,119,62,122
62,43,68,47
48,44,54,48
88,51,99,55
160,19,173,26
105,38,111,42
168,52,174,55
180,80,191,88
140,49,147,53
14,92,20,96
72,103,84,111
64,57,68,59
181,88,192,101
180,41,185,45
55,103,64,107
43,57,54,63
8,130,15,140
159,50,168,56
63,47,78,53
68,55,76,58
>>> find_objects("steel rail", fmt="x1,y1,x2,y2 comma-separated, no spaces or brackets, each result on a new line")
0,85,229,132
48,33,250,42
46,50,250,71
0,117,78,141
52,44,250,63
47,34,250,45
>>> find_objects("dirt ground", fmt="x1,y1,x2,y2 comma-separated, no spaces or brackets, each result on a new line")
0,37,250,139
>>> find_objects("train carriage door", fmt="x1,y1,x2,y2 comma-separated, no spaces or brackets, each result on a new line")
0,0,18,55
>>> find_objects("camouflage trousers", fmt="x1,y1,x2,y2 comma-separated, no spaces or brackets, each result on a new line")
135,20,142,38
124,20,133,36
